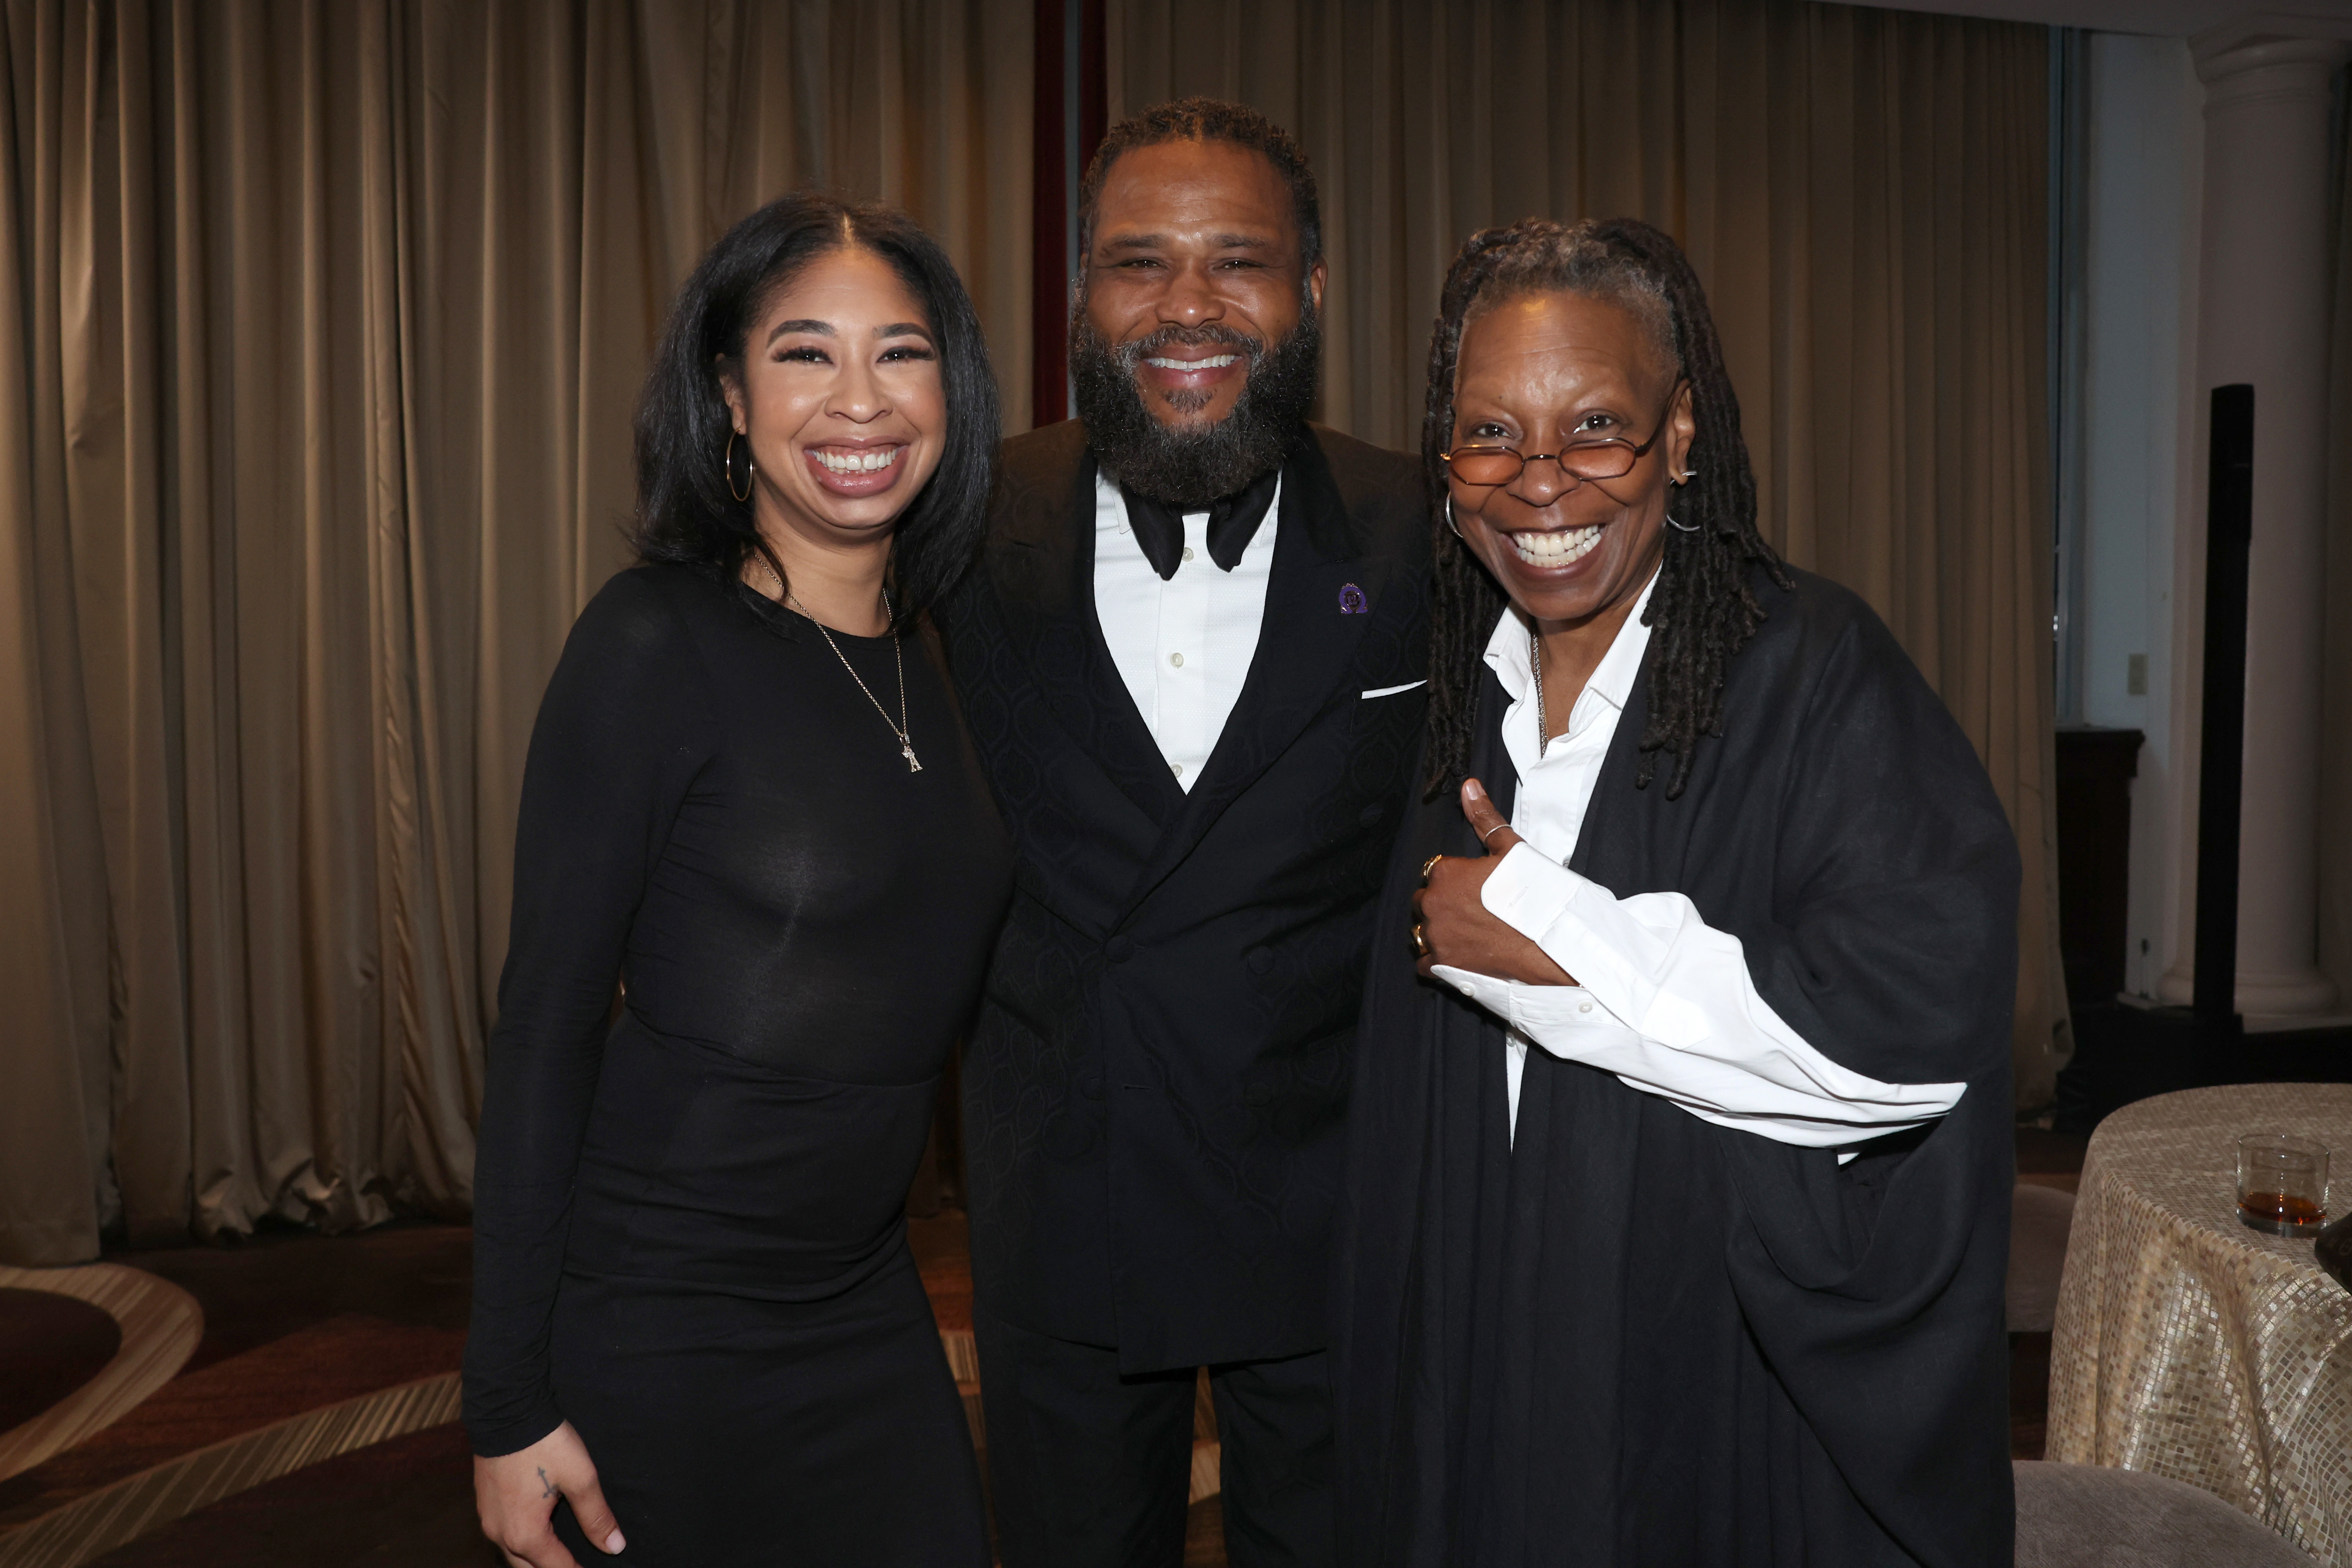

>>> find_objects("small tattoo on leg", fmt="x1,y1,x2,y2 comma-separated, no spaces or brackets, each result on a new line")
539,1466,556,1500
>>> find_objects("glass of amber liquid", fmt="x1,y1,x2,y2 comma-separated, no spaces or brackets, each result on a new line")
2236,1134,2330,1236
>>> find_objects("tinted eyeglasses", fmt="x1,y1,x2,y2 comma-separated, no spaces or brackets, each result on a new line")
1440,381,1686,488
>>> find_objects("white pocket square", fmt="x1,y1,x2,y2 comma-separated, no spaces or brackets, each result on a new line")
1360,680,1427,700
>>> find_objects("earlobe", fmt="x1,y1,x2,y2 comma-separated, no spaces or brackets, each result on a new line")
718,389,748,437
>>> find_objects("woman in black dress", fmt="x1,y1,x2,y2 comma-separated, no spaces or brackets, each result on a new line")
466,194,1010,1568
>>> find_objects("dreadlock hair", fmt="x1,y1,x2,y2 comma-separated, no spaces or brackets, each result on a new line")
1421,216,1790,801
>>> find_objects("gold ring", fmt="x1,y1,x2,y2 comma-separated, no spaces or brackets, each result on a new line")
1419,852,1443,884
1412,922,1430,957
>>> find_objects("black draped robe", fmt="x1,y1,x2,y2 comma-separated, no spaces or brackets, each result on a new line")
1333,565,2018,1567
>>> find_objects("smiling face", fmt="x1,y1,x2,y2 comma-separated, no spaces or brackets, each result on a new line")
1446,289,1694,631
1081,138,1325,432
719,246,946,564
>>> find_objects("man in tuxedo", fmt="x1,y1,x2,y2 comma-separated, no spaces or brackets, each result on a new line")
938,99,1429,1566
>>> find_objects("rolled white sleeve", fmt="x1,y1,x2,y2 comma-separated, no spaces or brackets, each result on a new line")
1434,843,1966,1149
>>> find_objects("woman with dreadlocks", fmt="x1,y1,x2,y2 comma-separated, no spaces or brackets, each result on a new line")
1332,218,2018,1567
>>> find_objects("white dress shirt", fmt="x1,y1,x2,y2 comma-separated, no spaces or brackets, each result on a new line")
1092,470,1281,790
1430,571,1967,1147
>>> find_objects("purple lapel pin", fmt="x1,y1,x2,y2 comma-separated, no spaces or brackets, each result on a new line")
1338,583,1368,615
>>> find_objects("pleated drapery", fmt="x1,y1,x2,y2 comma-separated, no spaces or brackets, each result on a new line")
0,0,1033,1267
1109,0,2067,1106
3,0,2067,1267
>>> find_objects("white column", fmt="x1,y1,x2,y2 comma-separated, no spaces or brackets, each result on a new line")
2159,31,2349,1016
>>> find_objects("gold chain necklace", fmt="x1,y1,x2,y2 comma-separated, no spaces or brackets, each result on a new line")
759,556,920,773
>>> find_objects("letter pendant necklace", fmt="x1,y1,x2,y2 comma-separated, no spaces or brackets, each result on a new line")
762,557,920,771
796,590,919,772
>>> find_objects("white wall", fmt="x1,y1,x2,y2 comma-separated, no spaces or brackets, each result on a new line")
2076,33,2205,999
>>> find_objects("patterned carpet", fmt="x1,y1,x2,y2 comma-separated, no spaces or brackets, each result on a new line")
0,1227,475,1568
0,1214,1227,1567
2,1128,2079,1566
0,1297,115,1439
80,1421,481,1568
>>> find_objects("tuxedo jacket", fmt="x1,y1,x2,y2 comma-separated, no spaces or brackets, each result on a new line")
938,418,1430,1372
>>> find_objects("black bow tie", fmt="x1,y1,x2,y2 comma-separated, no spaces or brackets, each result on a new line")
1118,466,1281,581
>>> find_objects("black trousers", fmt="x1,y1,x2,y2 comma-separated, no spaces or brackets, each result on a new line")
974,1302,1335,1568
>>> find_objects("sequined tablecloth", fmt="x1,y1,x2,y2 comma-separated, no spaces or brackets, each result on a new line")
2047,1083,2352,1563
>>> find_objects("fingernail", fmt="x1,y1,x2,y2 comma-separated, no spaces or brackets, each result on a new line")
606,1531,627,1553
1463,779,1485,801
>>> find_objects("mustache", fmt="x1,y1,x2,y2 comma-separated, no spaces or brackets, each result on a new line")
1112,322,1265,372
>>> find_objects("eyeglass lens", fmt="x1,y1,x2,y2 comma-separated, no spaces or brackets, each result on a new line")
1445,443,1642,486
1445,380,1684,489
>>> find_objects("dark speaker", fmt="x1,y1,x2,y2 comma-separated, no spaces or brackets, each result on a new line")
2193,384,2253,1028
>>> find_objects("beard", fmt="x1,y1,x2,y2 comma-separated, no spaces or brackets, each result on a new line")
1069,301,1322,509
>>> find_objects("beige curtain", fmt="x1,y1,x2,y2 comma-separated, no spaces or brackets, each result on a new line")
0,0,1033,1267
1111,0,2067,1107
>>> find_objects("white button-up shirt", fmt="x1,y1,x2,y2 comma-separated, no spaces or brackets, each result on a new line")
1432,570,1967,1147
1092,470,1280,790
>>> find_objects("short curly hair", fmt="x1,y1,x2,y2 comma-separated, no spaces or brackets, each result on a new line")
1075,97,1322,272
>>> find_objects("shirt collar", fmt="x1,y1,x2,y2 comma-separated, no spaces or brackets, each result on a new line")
1482,566,1660,713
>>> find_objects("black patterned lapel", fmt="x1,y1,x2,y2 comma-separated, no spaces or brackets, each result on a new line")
991,443,1185,826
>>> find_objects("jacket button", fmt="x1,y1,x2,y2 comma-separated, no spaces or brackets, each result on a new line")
1078,1071,1104,1101
1105,935,1135,963
1358,801,1384,826
1247,946,1273,975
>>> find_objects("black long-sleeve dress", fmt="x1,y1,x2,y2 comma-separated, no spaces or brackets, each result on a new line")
464,563,1012,1566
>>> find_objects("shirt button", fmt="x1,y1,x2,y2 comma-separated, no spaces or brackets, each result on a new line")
1169,652,1185,667
1181,546,1195,563
1171,762,1185,777
1579,1001,1594,1014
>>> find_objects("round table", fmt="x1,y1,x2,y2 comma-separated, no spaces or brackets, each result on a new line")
2047,1083,2352,1564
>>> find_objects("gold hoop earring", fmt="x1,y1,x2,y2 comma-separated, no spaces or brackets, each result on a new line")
726,432,754,503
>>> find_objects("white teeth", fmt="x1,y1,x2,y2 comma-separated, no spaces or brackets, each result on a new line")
1507,526,1602,567
814,446,901,474
1143,354,1238,370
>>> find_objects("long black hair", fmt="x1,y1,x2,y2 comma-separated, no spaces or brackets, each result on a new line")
1422,217,1789,800
631,192,1000,624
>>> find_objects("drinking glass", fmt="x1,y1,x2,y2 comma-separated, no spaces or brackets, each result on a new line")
2236,1133,2330,1236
